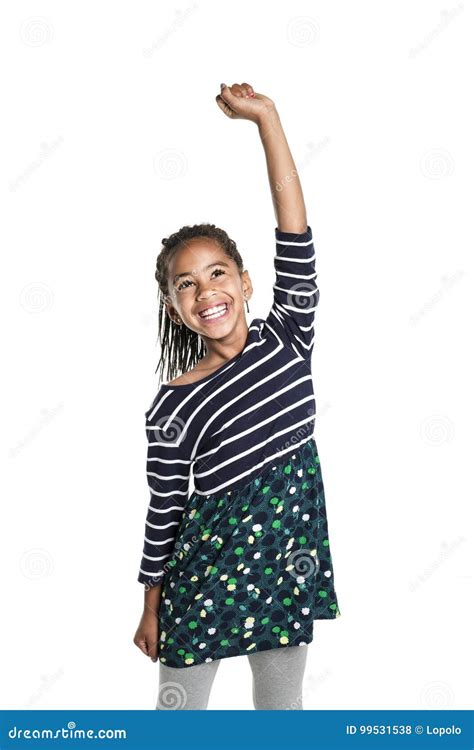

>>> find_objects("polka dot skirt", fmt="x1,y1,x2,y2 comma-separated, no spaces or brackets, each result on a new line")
157,437,341,668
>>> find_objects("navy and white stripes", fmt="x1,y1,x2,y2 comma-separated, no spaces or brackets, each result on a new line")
138,225,319,586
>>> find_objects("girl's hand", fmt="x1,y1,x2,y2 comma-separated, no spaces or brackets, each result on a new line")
133,609,160,662
216,82,276,125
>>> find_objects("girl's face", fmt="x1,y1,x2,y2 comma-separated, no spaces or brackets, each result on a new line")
165,238,252,339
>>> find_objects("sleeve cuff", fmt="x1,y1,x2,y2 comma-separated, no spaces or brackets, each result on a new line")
275,225,312,242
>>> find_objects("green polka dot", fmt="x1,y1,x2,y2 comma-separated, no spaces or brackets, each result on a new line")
318,590,327,598
184,653,194,661
280,630,289,638
220,639,230,646
270,496,280,505
210,565,218,574
231,627,239,634
166,637,174,644
262,485,270,494
188,620,198,629
322,539,329,547
234,546,244,555
225,597,234,605
329,603,338,610
228,577,237,584
308,467,316,475
299,535,307,544
229,517,238,525
261,617,270,625
271,626,281,633
264,566,273,575
242,504,250,511
177,648,185,655
272,520,281,529
283,597,292,606
284,463,292,475
178,586,186,593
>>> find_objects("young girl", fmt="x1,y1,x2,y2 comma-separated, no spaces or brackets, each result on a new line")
133,81,341,710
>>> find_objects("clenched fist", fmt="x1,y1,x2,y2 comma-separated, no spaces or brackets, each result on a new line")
216,82,276,124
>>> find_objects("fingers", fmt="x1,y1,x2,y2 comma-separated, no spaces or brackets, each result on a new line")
134,636,150,657
241,82,256,98
215,93,235,118
147,634,159,662
220,82,255,99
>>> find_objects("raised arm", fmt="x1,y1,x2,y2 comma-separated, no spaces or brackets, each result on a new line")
216,82,307,233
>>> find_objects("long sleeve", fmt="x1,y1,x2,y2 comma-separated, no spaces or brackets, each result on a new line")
266,225,319,360
137,411,192,587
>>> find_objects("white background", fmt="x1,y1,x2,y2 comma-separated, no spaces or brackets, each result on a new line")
0,0,472,711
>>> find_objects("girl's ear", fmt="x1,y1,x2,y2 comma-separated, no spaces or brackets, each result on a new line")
242,269,253,300
164,300,179,324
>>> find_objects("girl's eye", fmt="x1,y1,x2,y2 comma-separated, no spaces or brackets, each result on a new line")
176,268,225,292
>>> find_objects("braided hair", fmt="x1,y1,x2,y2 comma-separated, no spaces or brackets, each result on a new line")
154,223,245,385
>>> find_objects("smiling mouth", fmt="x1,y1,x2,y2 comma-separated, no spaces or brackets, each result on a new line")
198,302,230,321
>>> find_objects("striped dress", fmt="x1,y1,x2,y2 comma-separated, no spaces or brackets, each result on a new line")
138,225,341,667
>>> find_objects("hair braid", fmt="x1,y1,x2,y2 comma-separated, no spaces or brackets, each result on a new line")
154,223,245,385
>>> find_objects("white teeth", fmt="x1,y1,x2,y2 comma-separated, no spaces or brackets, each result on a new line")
199,304,227,319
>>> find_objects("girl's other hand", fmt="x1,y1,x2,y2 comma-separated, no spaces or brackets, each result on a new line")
216,82,276,125
133,609,160,662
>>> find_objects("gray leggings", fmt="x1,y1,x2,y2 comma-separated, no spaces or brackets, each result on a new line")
156,644,308,710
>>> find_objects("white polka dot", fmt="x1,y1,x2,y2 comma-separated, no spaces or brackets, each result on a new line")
252,523,262,532
289,486,296,495
254,552,261,559
205,657,213,662
324,570,332,577
292,505,300,513
293,622,301,629
243,567,250,574
247,583,255,591
204,598,213,606
207,627,216,635
175,617,181,624
199,643,206,649
301,607,310,615
266,596,272,604
296,576,305,584
302,513,310,521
